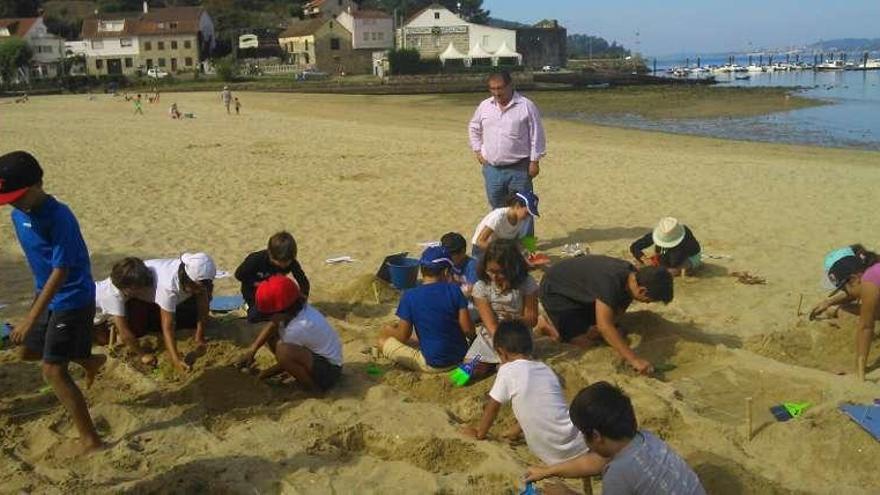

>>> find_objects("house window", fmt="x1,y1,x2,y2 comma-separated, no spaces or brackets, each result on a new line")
433,36,440,48
305,40,309,50
158,58,166,67
482,35,490,47
92,40,104,49
158,41,165,50
125,57,132,67
305,53,310,64
434,12,440,19
372,32,379,41
146,58,153,67
330,38,340,50
185,57,193,66
338,0,342,5
184,40,191,49
157,22,165,29
144,41,151,50
120,38,132,47
171,40,178,49
170,22,178,29
329,21,333,29
363,32,369,41
378,32,385,41
96,59,104,69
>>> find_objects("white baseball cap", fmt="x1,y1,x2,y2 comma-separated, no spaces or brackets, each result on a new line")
180,252,217,281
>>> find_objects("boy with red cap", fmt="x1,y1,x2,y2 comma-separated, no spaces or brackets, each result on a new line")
0,150,105,454
235,275,343,393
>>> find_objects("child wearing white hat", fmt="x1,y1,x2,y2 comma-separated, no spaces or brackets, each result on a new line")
629,217,701,276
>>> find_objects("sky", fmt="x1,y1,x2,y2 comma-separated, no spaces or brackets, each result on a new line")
482,0,880,56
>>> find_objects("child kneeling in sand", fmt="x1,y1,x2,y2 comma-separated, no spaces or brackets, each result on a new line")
526,381,705,495
462,321,598,470
235,231,310,323
630,217,701,276
471,191,539,259
464,239,539,377
236,275,343,393
377,246,475,372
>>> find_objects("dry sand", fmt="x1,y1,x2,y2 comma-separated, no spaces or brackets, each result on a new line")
1,91,879,494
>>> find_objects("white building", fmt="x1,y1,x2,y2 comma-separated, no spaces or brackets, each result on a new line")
336,9,393,50
0,17,65,79
399,4,519,65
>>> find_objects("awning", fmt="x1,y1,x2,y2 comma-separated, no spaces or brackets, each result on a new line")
493,41,521,62
439,42,466,62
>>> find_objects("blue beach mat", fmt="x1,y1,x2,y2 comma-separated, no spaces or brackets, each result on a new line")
839,403,880,441
210,295,245,312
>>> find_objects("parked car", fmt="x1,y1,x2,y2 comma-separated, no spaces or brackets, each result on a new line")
146,67,169,79
541,65,560,72
296,68,328,81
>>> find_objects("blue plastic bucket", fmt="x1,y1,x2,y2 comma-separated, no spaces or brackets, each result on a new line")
387,258,420,290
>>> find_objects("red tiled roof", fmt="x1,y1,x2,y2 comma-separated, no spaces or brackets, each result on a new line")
352,9,391,19
0,17,39,37
304,0,326,9
80,7,203,39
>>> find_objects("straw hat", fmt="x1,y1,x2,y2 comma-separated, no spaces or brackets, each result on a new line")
652,217,686,248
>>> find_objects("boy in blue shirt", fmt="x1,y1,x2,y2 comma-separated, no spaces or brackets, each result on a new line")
441,232,478,296
377,246,475,372
0,151,105,454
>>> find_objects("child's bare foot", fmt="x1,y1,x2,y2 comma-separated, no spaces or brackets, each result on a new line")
258,364,283,380
534,316,561,342
79,436,104,455
81,354,107,389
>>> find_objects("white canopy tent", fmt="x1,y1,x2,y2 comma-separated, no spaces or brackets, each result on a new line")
492,41,522,66
466,42,493,66
439,42,466,65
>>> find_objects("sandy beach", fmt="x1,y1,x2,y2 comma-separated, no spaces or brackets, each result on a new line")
1,90,879,494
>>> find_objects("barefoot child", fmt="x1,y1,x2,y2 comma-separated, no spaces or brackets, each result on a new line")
0,151,106,454
629,217,701,276
462,321,597,468
526,382,705,495
378,246,475,372
471,191,539,259
464,239,538,376
236,275,343,393
235,231,310,323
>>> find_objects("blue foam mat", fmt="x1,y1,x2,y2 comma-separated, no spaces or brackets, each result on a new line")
210,295,244,312
839,404,880,441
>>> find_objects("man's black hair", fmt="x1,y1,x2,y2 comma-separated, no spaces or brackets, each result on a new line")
635,266,674,303
493,320,533,355
569,381,638,441
441,232,467,255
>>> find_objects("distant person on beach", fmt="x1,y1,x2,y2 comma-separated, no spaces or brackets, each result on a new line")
809,246,880,375
103,254,215,374
377,246,475,373
221,86,232,114
133,94,144,115
169,102,181,119
0,151,105,454
471,191,539,259
526,382,706,495
235,275,343,393
234,97,241,115
535,255,674,375
464,240,539,376
235,231,310,323
630,217,701,276
468,71,546,236
462,321,595,468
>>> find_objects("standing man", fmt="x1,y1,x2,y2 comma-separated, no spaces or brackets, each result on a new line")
468,71,546,235
221,85,232,114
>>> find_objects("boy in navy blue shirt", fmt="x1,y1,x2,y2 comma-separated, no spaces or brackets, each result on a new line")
0,151,105,454
377,246,475,372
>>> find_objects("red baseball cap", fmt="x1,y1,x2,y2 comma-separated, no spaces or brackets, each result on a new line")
0,151,43,205
255,275,301,314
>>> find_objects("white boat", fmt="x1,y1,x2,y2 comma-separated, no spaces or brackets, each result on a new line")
730,64,748,72
815,60,846,70
866,59,880,69
746,65,765,72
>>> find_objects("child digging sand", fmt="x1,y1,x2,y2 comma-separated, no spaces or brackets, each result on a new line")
471,191,539,260
0,151,106,454
461,321,598,470
526,381,705,495
235,275,342,393
378,246,475,372
235,231,311,323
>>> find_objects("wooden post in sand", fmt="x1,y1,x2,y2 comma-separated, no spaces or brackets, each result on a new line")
745,397,753,441
857,356,866,381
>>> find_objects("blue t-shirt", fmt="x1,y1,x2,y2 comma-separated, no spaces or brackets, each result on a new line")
11,196,95,311
396,282,468,367
452,256,479,287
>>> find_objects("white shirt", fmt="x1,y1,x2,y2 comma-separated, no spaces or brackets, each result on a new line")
471,207,526,246
95,278,126,321
146,258,191,313
489,359,588,465
280,304,343,367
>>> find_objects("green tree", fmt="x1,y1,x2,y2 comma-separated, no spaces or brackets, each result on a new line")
0,0,39,17
567,34,630,58
0,38,33,84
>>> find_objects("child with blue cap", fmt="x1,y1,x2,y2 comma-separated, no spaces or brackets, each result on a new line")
377,246,476,372
471,191,539,260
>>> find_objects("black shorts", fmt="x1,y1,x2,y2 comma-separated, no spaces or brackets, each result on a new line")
25,304,95,364
311,352,342,391
541,293,597,342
